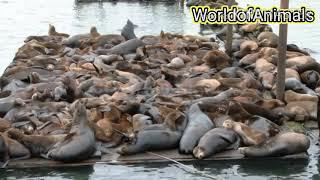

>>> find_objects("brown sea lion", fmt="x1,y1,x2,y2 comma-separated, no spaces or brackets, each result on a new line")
254,58,276,74
287,56,316,68
257,32,279,48
258,71,275,90
2,132,30,160
203,50,231,70
193,128,240,159
239,132,310,157
48,24,69,38
285,68,301,81
7,128,66,157
223,120,267,146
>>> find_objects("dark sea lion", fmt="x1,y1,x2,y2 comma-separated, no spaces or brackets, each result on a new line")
179,103,214,154
7,128,65,157
246,116,281,137
223,120,267,146
118,129,181,155
300,70,320,89
239,132,310,157
295,61,320,75
47,102,95,162
217,67,245,78
239,102,283,125
193,128,240,159
62,26,98,48
117,112,187,155
121,19,137,40
96,38,144,55
0,134,9,168
285,78,317,96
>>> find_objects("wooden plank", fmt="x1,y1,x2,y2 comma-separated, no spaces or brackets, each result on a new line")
6,149,307,169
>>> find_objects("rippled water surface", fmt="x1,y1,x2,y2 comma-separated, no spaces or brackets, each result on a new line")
0,0,319,179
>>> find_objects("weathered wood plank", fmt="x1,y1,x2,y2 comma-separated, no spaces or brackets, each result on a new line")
6,149,308,169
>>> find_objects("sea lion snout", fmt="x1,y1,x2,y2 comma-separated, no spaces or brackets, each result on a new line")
193,147,205,159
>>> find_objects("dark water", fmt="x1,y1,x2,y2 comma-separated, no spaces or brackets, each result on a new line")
0,0,319,179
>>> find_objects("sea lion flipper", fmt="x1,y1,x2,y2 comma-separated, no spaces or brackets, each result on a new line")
0,159,9,168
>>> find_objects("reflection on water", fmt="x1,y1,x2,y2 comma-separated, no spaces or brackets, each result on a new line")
0,0,319,179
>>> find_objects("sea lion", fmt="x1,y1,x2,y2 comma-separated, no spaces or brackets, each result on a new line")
118,129,182,155
217,67,245,78
300,70,320,89
167,57,185,69
179,103,214,154
238,102,283,125
193,127,240,159
284,68,300,81
2,132,30,160
286,56,316,68
203,50,231,70
7,128,66,157
234,40,259,58
285,78,317,96
0,134,9,168
254,58,276,74
239,132,310,157
96,38,144,55
239,52,260,66
258,71,275,90
257,32,279,48
131,114,152,132
223,120,267,146
62,26,98,48
48,24,69,38
246,116,281,137
121,19,137,40
91,34,125,49
47,101,96,162
117,112,187,155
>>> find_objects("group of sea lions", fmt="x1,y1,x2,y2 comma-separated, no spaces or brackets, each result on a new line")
0,2,315,166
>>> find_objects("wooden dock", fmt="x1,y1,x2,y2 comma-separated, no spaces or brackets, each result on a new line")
6,149,308,169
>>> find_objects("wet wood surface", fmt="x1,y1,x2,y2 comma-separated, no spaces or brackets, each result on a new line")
6,149,308,169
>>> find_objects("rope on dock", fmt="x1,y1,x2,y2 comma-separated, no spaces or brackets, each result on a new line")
146,151,218,180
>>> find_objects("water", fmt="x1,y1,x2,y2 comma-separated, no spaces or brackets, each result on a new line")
0,0,319,179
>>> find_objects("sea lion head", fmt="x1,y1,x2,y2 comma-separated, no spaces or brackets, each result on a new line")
193,147,205,159
223,119,234,129
28,72,41,84
90,26,100,38
73,101,88,124
7,128,24,140
48,24,56,35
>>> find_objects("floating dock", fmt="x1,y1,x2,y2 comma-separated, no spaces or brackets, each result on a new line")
6,149,308,169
